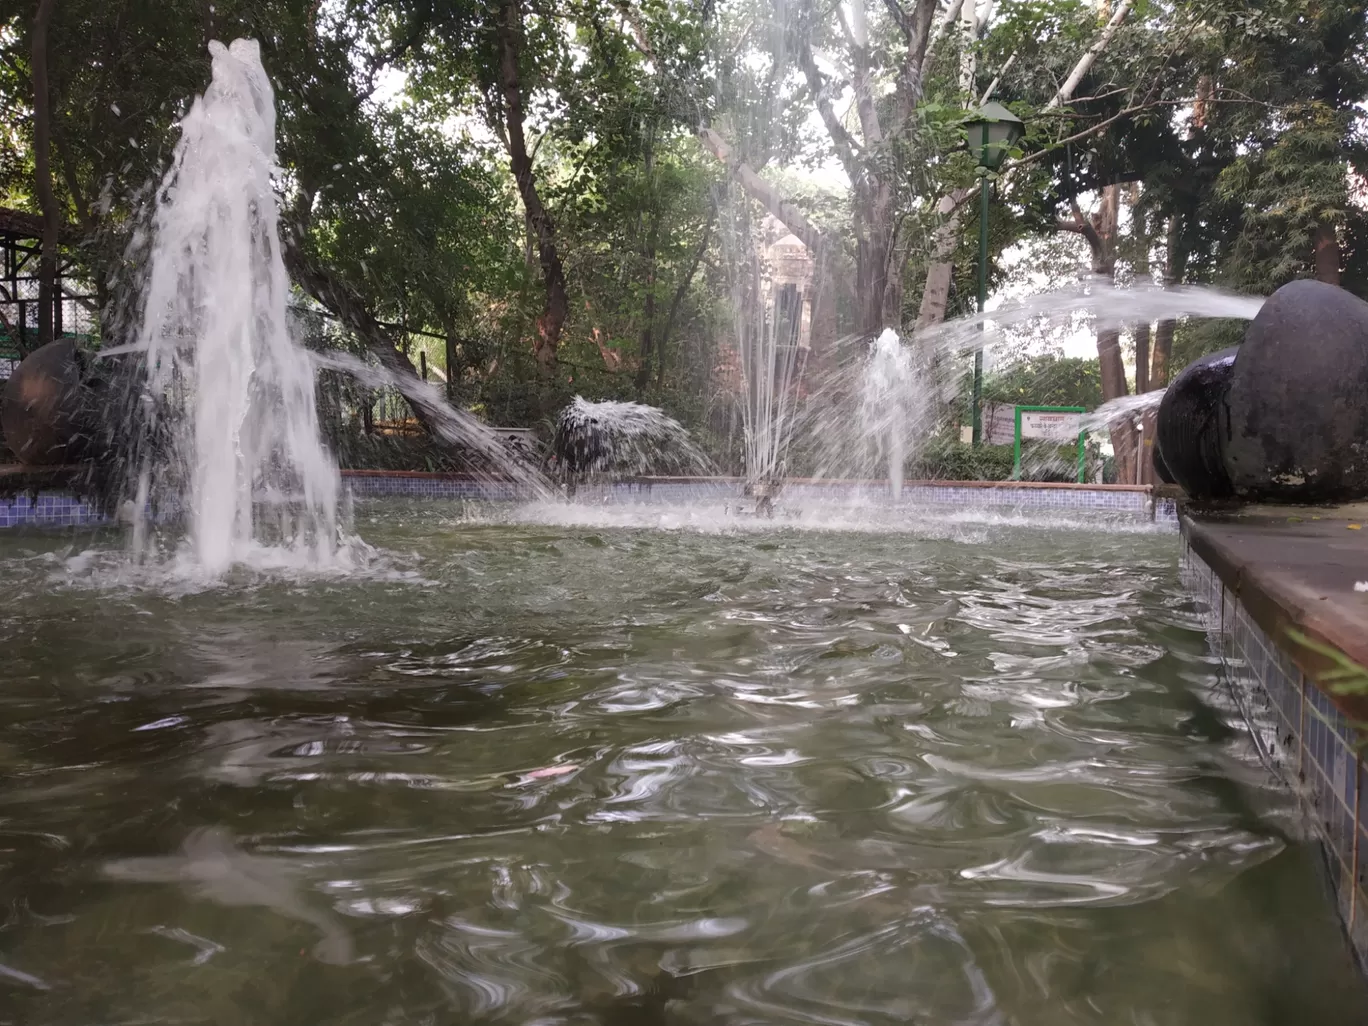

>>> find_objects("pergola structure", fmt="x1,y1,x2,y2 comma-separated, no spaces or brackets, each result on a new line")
0,206,97,378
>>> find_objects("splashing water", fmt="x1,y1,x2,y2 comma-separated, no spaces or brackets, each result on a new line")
551,396,713,487
131,40,346,574
1082,389,1169,433
786,281,1263,497
861,330,922,500
310,350,553,498
713,201,812,493
789,329,936,499
923,281,1264,361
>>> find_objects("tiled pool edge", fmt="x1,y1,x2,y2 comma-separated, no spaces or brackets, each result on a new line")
339,473,1179,522
1181,533,1368,970
0,492,107,528
0,474,1179,528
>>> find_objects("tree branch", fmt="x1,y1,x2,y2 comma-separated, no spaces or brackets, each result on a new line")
1045,0,1135,110
846,0,884,148
978,50,1015,105
697,127,835,258
885,0,939,134
281,232,440,435
496,0,568,372
794,24,863,182
920,0,966,83
1059,199,1104,255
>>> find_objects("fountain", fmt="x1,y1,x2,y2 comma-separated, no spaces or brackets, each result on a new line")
3,25,1368,1022
549,395,712,496
0,39,550,566
1154,279,1368,504
719,212,813,510
125,39,345,573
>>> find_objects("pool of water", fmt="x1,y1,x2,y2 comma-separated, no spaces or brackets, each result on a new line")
0,500,1363,1025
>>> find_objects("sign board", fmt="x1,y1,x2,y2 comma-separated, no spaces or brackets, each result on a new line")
981,402,1017,446
1020,409,1083,443
1012,405,1087,483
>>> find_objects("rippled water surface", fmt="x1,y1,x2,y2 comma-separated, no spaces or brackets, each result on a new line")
0,500,1363,1025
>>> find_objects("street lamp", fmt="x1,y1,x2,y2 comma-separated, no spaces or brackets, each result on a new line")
964,101,1025,445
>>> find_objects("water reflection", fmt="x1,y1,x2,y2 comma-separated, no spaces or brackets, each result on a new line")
103,827,355,965
0,505,1362,1024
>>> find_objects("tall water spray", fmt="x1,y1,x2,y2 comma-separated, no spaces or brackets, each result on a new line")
133,39,343,573
860,329,920,500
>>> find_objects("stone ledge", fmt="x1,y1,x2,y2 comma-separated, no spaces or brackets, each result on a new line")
1181,510,1368,722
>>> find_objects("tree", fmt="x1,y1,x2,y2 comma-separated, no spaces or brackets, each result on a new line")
29,0,58,352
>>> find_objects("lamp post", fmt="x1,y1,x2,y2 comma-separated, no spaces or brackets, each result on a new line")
963,102,1025,445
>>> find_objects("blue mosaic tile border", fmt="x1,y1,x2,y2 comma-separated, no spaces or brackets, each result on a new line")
342,475,530,501
0,476,1177,528
0,492,105,528
1181,535,1368,968
593,481,1174,522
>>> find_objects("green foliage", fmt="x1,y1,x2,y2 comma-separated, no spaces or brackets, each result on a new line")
984,355,1103,411
1287,629,1368,699
4,0,1366,467
1169,318,1247,371
909,436,1015,482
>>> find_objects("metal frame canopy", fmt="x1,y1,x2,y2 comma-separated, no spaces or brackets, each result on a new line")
1011,405,1087,483
0,207,96,371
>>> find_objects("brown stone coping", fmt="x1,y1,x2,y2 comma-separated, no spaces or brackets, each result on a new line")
1182,511,1368,724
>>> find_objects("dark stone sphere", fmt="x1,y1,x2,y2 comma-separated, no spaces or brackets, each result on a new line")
0,339,101,465
1153,346,1238,500
1223,279,1368,503
1151,436,1174,485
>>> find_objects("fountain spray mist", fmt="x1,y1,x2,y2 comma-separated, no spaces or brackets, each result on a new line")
132,39,345,573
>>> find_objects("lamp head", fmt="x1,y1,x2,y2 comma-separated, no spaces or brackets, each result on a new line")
964,101,1025,172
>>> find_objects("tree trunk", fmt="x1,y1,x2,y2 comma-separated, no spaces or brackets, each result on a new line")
854,189,895,335
31,0,60,353
915,188,972,329
444,325,459,404
635,143,660,392
635,245,657,392
1150,318,1174,388
657,214,713,388
1061,185,1134,481
1134,323,1151,394
496,0,567,374
1150,214,1181,388
1313,221,1341,285
1093,186,1136,481
1128,183,1150,395
882,229,909,328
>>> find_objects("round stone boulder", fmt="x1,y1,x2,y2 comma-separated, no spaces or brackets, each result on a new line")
1224,279,1368,503
1151,435,1174,485
1154,346,1238,500
0,339,101,465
